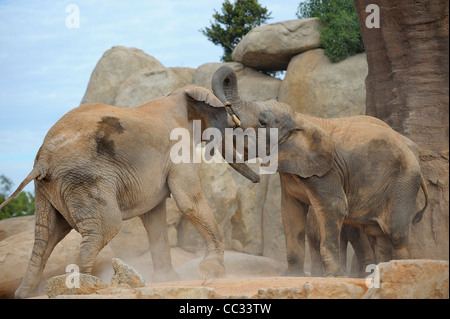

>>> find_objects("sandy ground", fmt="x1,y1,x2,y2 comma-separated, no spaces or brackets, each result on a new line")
30,276,368,299
146,276,368,297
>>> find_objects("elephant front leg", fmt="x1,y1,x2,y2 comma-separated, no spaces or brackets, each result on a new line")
312,205,347,277
280,189,309,276
178,195,225,279
140,200,180,283
304,175,348,277
168,164,225,280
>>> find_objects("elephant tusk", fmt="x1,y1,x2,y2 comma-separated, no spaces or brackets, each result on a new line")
232,114,241,127
224,102,241,127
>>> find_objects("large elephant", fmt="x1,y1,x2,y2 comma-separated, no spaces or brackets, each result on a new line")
211,66,429,277
0,84,258,298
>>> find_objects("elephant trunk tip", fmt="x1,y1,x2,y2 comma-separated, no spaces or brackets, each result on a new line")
223,102,242,127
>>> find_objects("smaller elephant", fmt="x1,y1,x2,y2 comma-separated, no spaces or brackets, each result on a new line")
211,66,429,277
0,84,258,298
308,126,424,277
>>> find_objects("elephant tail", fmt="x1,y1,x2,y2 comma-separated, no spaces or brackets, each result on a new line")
0,168,42,211
412,176,429,225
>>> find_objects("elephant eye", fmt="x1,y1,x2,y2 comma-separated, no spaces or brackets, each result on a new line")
258,119,267,128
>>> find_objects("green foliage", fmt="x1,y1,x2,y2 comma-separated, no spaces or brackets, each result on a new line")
297,0,364,63
0,174,35,220
0,175,12,195
201,0,272,62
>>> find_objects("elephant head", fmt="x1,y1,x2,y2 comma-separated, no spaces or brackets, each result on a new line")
182,85,261,183
211,66,335,178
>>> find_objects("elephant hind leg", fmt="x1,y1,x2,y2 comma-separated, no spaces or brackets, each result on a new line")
15,189,72,298
69,201,122,274
379,176,422,260
377,223,411,260
377,207,414,260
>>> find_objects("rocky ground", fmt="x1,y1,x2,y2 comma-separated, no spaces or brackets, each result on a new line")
33,258,448,299
1,216,448,299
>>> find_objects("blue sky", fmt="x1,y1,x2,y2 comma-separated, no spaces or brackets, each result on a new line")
0,0,300,193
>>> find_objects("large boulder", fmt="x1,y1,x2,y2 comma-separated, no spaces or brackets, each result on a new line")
278,49,368,118
113,67,195,108
254,279,366,299
193,62,281,102
362,259,449,299
0,215,34,241
231,187,263,254
231,166,271,256
45,273,107,299
110,258,147,288
80,46,164,105
232,18,322,71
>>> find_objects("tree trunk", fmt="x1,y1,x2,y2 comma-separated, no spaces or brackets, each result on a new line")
354,0,449,260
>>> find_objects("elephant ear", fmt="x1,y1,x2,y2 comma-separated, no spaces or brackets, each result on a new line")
183,85,232,132
185,86,224,108
183,85,261,183
277,116,335,178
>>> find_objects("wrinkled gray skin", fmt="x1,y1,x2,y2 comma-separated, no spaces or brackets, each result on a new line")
307,213,377,277
212,66,429,277
308,139,422,277
0,85,259,298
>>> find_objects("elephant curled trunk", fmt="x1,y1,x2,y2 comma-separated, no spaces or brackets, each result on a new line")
211,66,245,127
211,66,242,106
207,66,260,183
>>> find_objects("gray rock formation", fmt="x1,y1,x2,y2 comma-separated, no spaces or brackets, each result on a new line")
111,258,147,288
278,49,368,118
113,67,195,108
80,46,163,105
45,273,107,298
232,18,322,71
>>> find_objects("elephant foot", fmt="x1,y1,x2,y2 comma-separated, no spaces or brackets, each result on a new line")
15,284,34,299
198,258,225,281
151,268,181,283
14,274,41,299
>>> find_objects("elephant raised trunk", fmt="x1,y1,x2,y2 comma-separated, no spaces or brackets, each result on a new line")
211,66,250,128
209,67,260,183
211,66,243,107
